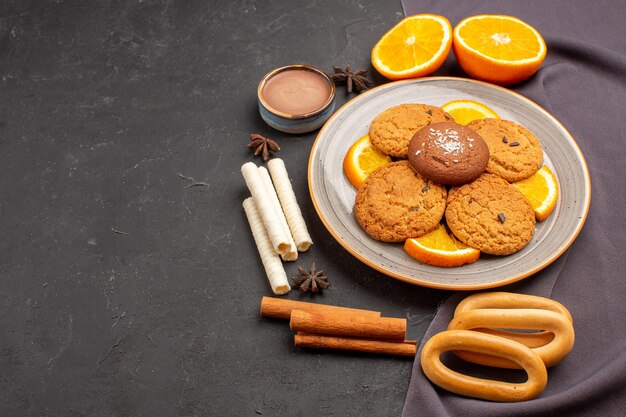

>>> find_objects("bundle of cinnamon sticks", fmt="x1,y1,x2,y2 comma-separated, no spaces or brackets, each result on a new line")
260,296,417,357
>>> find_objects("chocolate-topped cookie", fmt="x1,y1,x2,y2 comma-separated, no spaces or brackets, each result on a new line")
408,121,489,185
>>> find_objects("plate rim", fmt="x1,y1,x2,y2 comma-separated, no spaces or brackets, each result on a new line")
308,76,591,291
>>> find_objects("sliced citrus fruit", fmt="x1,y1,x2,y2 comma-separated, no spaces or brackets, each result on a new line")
371,14,452,80
513,165,559,222
441,99,500,125
452,15,547,86
404,223,480,268
343,134,392,188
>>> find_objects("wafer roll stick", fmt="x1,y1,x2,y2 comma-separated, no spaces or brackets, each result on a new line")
290,309,406,340
260,296,381,319
242,197,290,295
258,166,297,261
267,158,313,252
241,162,292,256
294,332,417,357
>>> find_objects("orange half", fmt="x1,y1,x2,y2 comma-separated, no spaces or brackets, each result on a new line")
441,99,500,125
453,14,547,85
372,14,452,80
343,134,392,188
513,166,559,221
404,224,480,268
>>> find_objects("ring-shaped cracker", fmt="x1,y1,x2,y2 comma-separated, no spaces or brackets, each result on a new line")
448,308,575,368
421,330,548,402
454,292,573,322
454,292,572,351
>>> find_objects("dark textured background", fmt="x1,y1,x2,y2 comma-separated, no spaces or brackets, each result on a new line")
0,1,452,415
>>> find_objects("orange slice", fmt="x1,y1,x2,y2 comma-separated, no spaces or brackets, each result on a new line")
343,134,392,188
513,166,559,222
453,15,547,86
441,99,500,125
404,224,480,268
371,14,452,80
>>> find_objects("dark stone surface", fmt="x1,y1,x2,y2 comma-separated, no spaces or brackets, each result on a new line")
0,1,450,415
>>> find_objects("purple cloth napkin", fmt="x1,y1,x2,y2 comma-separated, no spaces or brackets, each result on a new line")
400,1,626,415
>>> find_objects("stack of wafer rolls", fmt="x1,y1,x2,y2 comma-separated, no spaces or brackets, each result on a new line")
260,297,417,357
242,159,313,294
420,292,575,402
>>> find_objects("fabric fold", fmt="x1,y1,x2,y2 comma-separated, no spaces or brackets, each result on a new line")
400,1,626,415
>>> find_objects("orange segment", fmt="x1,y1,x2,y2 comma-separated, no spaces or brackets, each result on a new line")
441,99,500,125
343,134,392,188
452,15,547,85
371,14,452,80
513,166,559,222
404,224,480,268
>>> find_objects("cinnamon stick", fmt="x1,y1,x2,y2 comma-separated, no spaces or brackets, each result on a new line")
294,333,417,357
290,309,406,341
260,296,381,320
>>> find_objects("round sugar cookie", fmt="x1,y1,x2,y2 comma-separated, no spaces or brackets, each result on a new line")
355,161,447,242
369,104,454,158
467,118,543,182
445,173,536,255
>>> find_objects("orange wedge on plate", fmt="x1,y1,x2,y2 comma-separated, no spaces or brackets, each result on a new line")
441,99,500,125
371,14,452,80
343,134,392,188
453,15,547,85
513,166,559,221
404,224,480,268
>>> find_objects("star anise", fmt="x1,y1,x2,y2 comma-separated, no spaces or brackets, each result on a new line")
292,263,329,293
331,65,374,94
246,133,280,161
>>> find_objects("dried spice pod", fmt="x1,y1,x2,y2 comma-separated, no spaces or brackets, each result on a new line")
247,133,280,161
292,263,329,293
331,65,373,94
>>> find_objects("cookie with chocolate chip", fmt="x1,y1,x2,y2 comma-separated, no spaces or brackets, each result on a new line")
355,161,447,242
467,118,543,182
445,173,535,255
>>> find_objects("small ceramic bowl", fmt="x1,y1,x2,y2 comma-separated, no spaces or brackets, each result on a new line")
257,64,336,134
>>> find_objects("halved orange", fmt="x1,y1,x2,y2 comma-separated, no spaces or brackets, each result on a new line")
453,15,547,86
441,99,500,125
404,223,480,268
513,166,559,222
343,134,392,188
371,14,452,80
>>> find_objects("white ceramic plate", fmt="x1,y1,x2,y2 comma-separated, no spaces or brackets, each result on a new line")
308,77,590,290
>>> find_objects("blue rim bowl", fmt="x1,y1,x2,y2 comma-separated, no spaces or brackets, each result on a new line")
257,64,336,134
